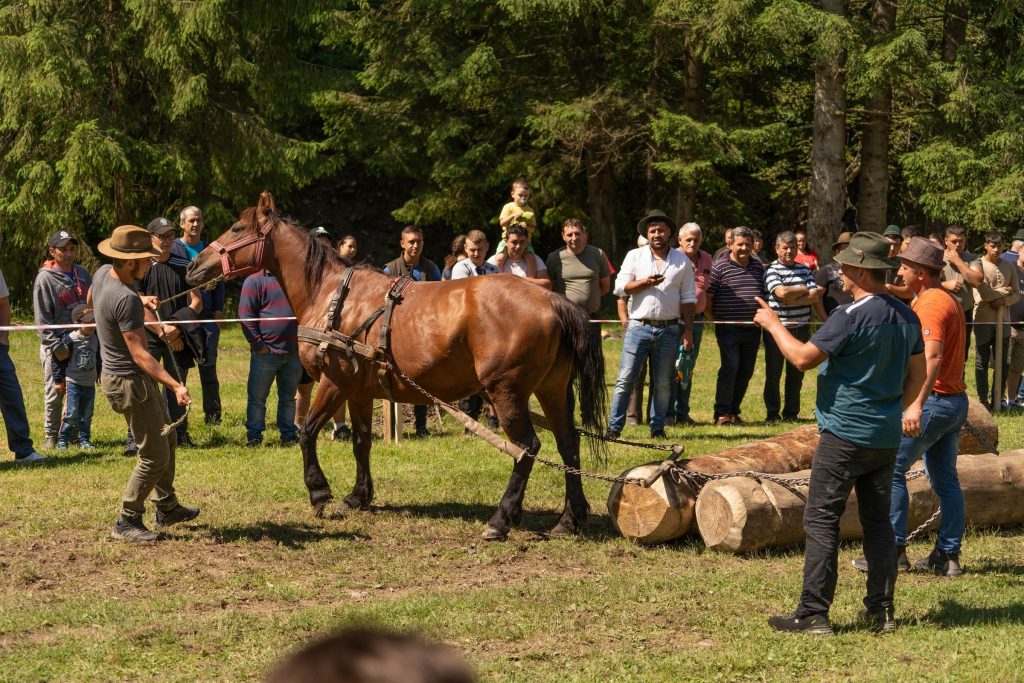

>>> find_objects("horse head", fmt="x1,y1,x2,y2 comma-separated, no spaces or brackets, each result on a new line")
186,191,279,285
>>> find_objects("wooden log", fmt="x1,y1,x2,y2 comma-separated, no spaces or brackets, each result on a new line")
696,450,1024,554
607,405,997,545
958,397,999,453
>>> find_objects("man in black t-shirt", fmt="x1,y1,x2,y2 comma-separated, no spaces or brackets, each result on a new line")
138,217,202,447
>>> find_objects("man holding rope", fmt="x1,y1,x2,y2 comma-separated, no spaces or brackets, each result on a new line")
92,225,199,542
755,232,925,635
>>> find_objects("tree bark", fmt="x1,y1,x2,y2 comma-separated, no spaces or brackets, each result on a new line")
807,0,849,260
942,0,968,64
585,147,618,258
675,33,704,224
857,0,898,233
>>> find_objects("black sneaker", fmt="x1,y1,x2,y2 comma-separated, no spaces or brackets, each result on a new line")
852,546,910,573
155,504,200,527
112,517,161,542
767,612,833,636
859,607,896,633
650,429,667,439
123,439,139,457
332,424,352,441
246,437,263,447
280,436,299,447
486,415,500,430
915,548,963,577
414,426,430,438
176,432,196,448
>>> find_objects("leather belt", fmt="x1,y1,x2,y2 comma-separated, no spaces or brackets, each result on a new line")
637,318,679,328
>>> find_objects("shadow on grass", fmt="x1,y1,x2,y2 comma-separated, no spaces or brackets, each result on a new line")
200,521,360,548
923,598,1024,627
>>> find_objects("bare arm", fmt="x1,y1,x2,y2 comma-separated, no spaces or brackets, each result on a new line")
122,327,190,405
947,249,983,287
599,275,611,296
679,302,694,350
771,284,811,303
753,297,828,371
902,351,927,411
0,295,10,346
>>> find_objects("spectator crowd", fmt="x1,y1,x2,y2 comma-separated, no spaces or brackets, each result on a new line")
1,176,1022,580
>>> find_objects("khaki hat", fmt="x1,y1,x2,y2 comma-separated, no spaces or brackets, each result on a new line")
833,232,898,270
98,225,161,260
636,209,677,236
831,231,853,251
898,236,946,271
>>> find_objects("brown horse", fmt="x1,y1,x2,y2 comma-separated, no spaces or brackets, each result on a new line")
185,193,606,540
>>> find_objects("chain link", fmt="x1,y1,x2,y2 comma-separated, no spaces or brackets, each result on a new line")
962,418,999,455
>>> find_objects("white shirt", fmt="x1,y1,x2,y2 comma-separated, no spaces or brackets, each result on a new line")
614,246,696,320
451,259,499,279
487,254,547,278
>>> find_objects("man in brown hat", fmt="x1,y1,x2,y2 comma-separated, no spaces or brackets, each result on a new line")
852,237,968,578
607,210,695,439
754,231,925,636
91,225,199,542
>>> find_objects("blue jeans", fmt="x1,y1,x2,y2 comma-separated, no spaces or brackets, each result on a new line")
608,321,680,432
58,382,95,445
889,392,968,554
668,322,704,420
0,343,35,458
713,325,761,419
246,351,303,442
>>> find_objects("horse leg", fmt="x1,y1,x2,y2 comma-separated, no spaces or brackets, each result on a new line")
537,387,589,536
483,395,539,541
299,381,343,517
342,398,375,510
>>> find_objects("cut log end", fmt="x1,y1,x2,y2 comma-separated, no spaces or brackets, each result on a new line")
607,463,695,545
693,487,734,548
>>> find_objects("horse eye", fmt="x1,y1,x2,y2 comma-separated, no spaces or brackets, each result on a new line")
231,224,243,233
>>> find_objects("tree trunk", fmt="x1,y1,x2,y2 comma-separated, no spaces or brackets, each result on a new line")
857,0,898,233
675,34,704,224
585,147,618,258
807,0,849,260
942,0,968,64
698,451,1024,554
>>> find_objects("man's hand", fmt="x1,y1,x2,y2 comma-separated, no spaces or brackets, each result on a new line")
752,297,780,331
942,279,962,293
902,402,923,437
53,345,70,361
56,381,66,394
140,295,159,310
681,328,693,351
944,247,962,266
173,384,191,407
643,274,664,288
160,324,181,343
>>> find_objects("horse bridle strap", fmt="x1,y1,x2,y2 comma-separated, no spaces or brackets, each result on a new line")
208,213,279,280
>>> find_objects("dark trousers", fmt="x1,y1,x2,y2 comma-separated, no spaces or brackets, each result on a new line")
798,431,898,617
763,325,809,420
713,325,760,419
963,308,973,364
414,404,427,430
152,346,189,439
198,323,221,422
0,343,35,458
974,324,1009,407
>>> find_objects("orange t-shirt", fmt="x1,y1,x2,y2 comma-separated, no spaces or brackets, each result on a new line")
912,287,967,395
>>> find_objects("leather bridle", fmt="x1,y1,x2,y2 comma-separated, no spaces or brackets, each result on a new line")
207,212,279,279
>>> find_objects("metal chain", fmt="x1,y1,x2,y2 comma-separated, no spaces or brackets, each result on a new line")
575,428,678,452
905,506,943,543
962,419,999,455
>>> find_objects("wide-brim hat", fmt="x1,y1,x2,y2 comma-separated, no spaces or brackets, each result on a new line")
833,231,898,270
636,209,677,236
898,236,946,271
98,225,161,260
831,231,853,251
1012,228,1024,242
882,224,903,238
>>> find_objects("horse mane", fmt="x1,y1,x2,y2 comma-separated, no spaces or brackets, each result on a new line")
301,220,380,293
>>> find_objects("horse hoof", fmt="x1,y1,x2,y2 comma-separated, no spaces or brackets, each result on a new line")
481,525,508,542
342,495,370,511
546,522,579,538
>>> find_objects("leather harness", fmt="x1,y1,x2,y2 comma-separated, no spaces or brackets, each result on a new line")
297,269,415,401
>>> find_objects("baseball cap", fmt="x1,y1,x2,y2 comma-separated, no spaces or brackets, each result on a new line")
48,230,78,248
147,217,175,236
311,226,331,239
71,304,95,324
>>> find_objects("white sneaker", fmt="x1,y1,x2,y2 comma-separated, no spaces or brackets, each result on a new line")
14,451,51,465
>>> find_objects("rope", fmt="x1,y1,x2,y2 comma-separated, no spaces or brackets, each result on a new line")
150,305,191,438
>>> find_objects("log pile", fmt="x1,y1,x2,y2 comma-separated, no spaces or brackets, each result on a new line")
696,450,1024,553
607,398,997,545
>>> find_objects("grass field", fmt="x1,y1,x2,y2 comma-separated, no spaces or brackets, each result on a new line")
2,322,1024,682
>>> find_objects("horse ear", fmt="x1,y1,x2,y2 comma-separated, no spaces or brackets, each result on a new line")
257,191,277,214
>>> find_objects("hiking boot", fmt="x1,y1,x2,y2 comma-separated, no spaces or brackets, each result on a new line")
112,517,161,542
915,548,963,577
716,415,733,427
767,612,833,636
332,423,352,441
859,607,896,633
852,546,910,573
13,451,50,465
176,432,196,448
155,504,200,527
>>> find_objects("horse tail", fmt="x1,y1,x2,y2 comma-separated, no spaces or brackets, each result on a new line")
549,294,607,439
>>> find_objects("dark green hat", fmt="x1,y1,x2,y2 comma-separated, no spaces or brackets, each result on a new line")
1012,228,1024,242
636,209,677,236
882,224,903,238
833,231,898,270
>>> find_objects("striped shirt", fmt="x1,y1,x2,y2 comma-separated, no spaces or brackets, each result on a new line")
239,270,298,355
707,256,765,321
764,260,817,325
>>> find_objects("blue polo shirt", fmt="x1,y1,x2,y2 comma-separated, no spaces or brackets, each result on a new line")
810,294,923,448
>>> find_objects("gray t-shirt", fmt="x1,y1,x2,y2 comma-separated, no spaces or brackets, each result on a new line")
91,264,145,376
546,245,611,313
